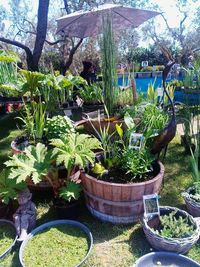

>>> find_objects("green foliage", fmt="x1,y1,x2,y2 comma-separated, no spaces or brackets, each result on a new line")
5,143,53,184
163,84,175,105
189,110,200,195
0,50,19,96
101,14,117,115
45,115,74,140
51,133,102,177
17,100,47,142
0,170,26,204
121,148,154,180
19,70,45,98
114,87,133,107
140,103,168,139
79,82,103,104
59,180,82,202
87,110,115,161
155,211,194,238
147,79,158,104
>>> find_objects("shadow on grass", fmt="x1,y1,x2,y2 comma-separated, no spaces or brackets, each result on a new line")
129,225,152,261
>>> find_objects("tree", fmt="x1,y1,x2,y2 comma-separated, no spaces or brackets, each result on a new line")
0,0,50,71
142,0,200,64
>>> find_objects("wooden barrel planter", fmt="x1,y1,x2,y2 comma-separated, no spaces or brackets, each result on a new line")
81,161,164,224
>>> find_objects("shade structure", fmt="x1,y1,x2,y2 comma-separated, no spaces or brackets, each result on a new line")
56,3,160,38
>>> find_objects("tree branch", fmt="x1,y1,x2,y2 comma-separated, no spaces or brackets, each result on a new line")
62,38,83,74
63,0,70,14
45,39,65,45
0,37,32,56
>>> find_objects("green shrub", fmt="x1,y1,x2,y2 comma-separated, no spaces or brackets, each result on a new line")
45,115,74,140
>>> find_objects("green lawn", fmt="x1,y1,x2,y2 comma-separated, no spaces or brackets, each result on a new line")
0,113,200,267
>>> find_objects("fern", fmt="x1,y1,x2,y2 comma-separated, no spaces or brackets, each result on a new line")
5,143,53,184
51,133,102,177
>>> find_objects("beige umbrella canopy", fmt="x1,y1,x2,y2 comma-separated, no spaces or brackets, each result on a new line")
56,3,160,38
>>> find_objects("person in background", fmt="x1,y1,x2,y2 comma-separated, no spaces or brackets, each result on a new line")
80,61,96,84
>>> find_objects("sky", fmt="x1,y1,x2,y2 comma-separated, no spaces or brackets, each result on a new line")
1,0,200,47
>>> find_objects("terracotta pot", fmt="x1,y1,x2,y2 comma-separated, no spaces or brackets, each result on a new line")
81,161,164,224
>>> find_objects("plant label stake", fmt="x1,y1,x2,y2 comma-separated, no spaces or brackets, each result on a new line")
143,193,160,219
129,133,143,150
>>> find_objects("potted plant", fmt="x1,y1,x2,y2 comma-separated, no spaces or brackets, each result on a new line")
142,206,199,254
81,115,165,224
53,179,82,219
50,132,102,218
79,82,104,112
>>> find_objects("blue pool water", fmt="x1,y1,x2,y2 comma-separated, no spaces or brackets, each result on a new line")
117,76,200,105
118,77,162,94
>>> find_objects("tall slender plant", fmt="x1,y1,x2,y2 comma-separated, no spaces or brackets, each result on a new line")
101,14,117,116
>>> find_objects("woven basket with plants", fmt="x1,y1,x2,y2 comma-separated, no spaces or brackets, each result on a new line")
142,206,200,254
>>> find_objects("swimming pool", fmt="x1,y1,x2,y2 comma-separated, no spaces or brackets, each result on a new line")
118,76,162,94
117,76,200,105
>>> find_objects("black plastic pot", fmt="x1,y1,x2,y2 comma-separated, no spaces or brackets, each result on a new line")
53,199,80,220
19,220,93,267
0,202,9,219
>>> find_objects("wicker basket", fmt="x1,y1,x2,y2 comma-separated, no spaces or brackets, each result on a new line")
142,206,200,254
182,187,200,217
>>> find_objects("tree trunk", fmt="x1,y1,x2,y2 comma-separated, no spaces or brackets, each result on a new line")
32,0,50,71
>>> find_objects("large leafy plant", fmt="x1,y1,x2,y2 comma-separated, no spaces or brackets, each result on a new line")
5,143,54,185
51,133,102,178
0,170,26,204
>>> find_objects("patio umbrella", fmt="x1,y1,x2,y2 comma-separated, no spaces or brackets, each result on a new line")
56,3,160,38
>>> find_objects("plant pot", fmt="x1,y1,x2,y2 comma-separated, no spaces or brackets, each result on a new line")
134,252,200,267
53,199,80,220
182,187,200,217
0,219,17,260
19,220,93,267
76,111,124,136
142,206,200,254
82,103,104,112
81,161,164,224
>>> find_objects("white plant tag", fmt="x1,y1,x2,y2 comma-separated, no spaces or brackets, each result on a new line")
143,193,160,218
129,132,143,150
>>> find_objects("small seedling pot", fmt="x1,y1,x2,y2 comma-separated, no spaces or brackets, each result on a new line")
19,220,93,267
0,219,18,260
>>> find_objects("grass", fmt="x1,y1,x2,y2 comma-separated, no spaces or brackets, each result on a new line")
0,113,200,266
23,225,88,267
0,223,16,256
